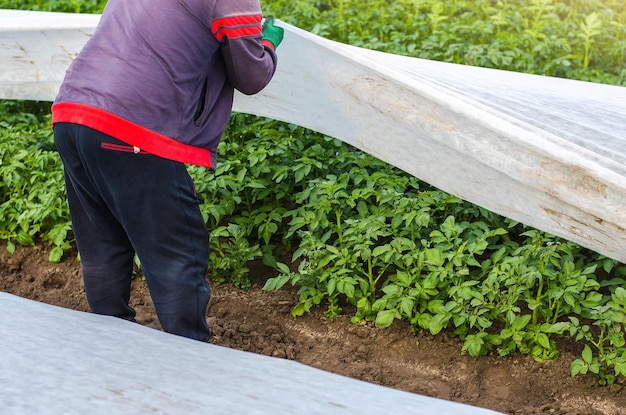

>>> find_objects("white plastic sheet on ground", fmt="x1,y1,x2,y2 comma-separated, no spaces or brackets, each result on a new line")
0,293,504,415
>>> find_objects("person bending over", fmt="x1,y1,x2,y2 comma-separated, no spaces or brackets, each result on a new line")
52,0,284,342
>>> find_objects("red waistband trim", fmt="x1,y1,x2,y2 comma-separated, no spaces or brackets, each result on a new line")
51,102,213,168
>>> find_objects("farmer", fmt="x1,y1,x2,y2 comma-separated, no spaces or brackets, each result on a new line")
51,0,284,342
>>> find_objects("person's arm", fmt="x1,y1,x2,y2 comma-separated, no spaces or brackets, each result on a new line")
212,1,284,95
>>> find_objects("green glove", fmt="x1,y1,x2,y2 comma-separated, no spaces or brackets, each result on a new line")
262,16,284,49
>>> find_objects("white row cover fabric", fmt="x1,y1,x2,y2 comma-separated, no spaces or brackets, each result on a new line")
2,10,626,262
0,10,99,101
0,293,504,415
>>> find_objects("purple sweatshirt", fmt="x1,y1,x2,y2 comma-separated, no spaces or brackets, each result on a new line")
52,0,278,168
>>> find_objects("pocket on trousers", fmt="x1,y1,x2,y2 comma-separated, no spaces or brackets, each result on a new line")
100,142,149,155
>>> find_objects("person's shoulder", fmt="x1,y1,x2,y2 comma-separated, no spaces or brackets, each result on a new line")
213,0,262,17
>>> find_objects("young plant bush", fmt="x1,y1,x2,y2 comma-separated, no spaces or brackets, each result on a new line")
569,286,626,385
0,107,72,262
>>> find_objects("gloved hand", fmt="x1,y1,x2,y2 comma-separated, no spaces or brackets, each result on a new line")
262,16,284,49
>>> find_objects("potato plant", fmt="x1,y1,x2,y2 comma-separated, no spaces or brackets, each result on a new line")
2,0,626,385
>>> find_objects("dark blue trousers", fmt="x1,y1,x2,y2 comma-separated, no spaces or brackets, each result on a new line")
54,123,211,342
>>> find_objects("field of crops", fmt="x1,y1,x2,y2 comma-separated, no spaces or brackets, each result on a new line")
1,0,626,389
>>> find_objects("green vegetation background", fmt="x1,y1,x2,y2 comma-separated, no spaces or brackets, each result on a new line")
1,0,625,384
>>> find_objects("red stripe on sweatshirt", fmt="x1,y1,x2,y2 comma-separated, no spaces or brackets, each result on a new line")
51,102,213,168
212,14,262,41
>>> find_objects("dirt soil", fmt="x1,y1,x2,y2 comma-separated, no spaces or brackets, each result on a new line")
2,243,626,415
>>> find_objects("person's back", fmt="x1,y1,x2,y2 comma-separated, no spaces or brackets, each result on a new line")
53,0,280,168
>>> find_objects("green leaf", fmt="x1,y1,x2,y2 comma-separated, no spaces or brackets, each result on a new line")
613,287,626,303
613,360,626,376
399,297,415,316
371,298,387,312
582,345,593,364
536,333,551,349
48,222,71,246
48,246,64,263
327,278,337,295
398,271,414,287
424,248,444,267
570,359,587,377
462,334,486,357
512,314,532,331
382,283,401,296
375,309,400,328
581,291,603,308
276,262,291,274
263,274,290,291
545,322,570,334
343,282,356,299
372,245,390,257
357,297,372,314
262,252,277,268
291,303,307,317
500,328,514,339
16,232,34,247
428,313,449,335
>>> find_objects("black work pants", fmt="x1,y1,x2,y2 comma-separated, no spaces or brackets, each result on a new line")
54,123,211,342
